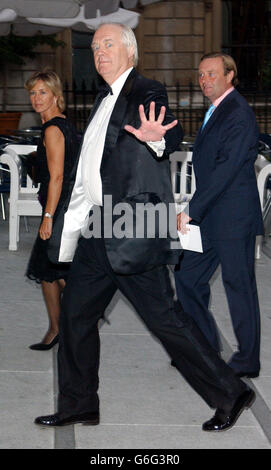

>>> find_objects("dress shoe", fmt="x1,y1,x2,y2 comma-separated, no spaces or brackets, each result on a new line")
35,411,100,427
29,335,59,351
235,371,259,379
202,388,255,432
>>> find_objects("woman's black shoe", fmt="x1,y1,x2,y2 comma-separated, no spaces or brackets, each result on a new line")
29,335,59,351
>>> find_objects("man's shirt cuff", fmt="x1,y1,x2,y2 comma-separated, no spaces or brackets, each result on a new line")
147,137,166,157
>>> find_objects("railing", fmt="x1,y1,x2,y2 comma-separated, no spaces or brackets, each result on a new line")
63,82,271,136
64,82,96,134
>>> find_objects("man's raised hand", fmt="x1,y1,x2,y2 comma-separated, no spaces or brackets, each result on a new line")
124,101,178,142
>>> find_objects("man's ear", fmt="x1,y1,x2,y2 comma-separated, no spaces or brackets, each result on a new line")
227,70,234,84
128,46,135,64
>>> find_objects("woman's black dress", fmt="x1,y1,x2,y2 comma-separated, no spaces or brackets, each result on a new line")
26,117,79,283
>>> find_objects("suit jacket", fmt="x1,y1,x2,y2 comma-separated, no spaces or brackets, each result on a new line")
48,69,183,273
188,88,264,240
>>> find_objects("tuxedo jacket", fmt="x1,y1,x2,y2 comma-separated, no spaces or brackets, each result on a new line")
188,88,264,240
48,69,183,274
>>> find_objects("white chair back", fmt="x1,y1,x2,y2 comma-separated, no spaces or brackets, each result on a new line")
0,144,41,250
170,151,196,212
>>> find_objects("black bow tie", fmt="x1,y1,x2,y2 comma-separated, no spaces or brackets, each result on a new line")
97,83,113,98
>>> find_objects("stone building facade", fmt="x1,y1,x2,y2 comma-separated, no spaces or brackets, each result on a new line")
136,0,221,86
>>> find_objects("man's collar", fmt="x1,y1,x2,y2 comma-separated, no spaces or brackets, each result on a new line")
110,67,134,96
212,86,234,108
97,68,135,100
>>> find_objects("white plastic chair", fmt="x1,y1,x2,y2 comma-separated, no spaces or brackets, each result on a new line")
0,144,42,250
170,150,196,214
255,154,271,258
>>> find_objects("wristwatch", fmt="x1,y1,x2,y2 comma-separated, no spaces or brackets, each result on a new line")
44,212,53,219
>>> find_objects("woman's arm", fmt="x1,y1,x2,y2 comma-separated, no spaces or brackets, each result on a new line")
39,125,65,240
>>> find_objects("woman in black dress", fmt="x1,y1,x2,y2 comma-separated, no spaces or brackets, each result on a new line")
25,71,79,350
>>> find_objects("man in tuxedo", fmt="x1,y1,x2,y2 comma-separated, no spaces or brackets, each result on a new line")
175,53,263,378
35,25,255,432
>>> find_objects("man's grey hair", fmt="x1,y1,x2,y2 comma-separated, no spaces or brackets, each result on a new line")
96,22,138,66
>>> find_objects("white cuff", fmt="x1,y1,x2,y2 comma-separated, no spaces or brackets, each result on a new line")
147,137,166,157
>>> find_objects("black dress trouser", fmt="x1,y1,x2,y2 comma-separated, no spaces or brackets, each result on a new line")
57,235,247,417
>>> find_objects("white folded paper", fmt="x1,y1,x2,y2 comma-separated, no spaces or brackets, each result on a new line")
177,224,203,253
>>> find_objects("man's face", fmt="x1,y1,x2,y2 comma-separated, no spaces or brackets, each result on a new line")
91,24,134,85
198,57,234,102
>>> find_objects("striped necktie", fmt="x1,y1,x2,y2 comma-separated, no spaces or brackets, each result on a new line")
202,104,215,130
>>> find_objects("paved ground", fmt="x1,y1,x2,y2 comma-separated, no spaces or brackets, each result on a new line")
1,213,271,453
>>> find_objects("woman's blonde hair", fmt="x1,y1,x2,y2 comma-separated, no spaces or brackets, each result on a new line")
25,70,65,112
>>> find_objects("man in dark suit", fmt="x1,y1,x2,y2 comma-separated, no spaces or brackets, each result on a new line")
35,26,255,432
175,53,264,379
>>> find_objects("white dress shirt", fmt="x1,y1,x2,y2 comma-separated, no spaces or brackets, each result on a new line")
81,67,133,206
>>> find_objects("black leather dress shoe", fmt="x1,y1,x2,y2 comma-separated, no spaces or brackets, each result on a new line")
235,371,259,379
35,411,100,427
202,388,255,432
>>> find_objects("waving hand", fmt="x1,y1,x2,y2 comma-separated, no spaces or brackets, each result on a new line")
124,101,178,142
